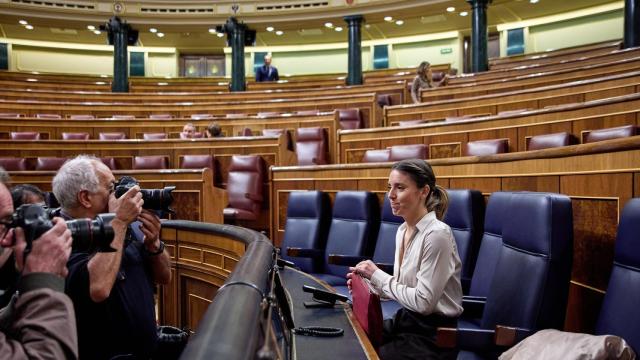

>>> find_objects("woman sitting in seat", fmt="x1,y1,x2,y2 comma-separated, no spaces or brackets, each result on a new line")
348,159,463,360
410,61,447,103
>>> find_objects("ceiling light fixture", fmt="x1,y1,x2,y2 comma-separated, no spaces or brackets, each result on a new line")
275,30,284,35
208,28,217,34
530,0,539,3
335,27,343,32
150,28,158,33
157,32,165,37
25,25,34,30
217,32,224,38
395,20,404,25
93,30,101,35
19,20,28,25
324,22,333,28
87,25,95,30
446,7,455,12
384,16,393,22
460,11,469,16
266,26,274,32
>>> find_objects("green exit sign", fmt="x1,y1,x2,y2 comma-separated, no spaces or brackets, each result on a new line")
440,47,453,54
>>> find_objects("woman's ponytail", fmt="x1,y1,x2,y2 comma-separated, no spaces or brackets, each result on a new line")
426,185,449,220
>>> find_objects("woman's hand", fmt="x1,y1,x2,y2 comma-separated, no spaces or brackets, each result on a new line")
349,260,379,280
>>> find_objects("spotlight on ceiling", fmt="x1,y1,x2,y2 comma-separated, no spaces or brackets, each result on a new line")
324,22,333,28
19,20,28,25
335,27,343,32
460,11,469,16
384,16,393,22
266,26,274,32
447,7,455,12
150,28,158,33
275,30,284,36
395,20,404,25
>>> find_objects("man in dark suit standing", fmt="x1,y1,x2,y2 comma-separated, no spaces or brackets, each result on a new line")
256,54,279,82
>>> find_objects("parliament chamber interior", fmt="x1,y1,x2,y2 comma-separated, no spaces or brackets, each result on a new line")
0,0,639,359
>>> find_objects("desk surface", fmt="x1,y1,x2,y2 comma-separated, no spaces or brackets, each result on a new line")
280,267,378,360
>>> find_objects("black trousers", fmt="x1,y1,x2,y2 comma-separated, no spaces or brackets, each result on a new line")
378,308,458,360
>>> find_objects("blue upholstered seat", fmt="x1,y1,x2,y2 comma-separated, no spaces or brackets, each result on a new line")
594,198,640,352
452,192,573,359
311,191,379,286
443,189,485,294
281,191,331,273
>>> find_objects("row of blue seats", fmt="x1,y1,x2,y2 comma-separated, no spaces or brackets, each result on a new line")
280,190,640,357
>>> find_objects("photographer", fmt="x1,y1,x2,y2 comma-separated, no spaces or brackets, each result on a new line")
52,155,171,359
0,168,77,359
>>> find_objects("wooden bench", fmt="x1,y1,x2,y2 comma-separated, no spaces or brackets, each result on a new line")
341,92,640,163
271,135,640,335
8,168,225,224
385,70,640,126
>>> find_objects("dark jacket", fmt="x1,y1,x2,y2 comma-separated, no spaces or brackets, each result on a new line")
0,273,78,359
256,65,279,82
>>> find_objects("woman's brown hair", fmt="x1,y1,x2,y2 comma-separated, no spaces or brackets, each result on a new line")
391,158,449,220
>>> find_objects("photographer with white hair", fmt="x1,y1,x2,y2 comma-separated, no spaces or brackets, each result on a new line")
53,155,170,360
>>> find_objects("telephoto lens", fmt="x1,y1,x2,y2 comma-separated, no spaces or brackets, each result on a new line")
67,213,116,253
114,176,176,214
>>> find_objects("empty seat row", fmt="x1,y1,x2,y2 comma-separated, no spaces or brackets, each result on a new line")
361,125,639,162
0,155,171,171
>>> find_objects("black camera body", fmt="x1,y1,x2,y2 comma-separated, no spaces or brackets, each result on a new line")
10,204,116,254
114,176,176,214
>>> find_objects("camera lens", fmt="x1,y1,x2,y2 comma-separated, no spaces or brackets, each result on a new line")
67,214,116,253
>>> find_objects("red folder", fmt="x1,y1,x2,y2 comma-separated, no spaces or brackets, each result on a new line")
351,274,383,349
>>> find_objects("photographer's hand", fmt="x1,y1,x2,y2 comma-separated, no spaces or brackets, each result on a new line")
138,210,161,250
112,185,143,226
14,218,72,278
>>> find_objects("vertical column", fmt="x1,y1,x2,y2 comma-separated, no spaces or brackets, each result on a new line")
221,17,247,92
624,0,640,48
467,0,491,73
105,16,130,92
344,15,364,86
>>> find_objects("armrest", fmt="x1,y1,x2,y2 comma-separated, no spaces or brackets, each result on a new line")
327,254,366,266
436,327,496,350
244,192,263,202
495,325,534,347
286,247,324,258
461,296,486,319
375,262,394,274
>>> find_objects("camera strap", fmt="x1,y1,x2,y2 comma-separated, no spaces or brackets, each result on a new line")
292,326,344,337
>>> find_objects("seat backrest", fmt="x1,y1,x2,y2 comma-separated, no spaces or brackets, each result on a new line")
376,94,393,108
226,113,247,119
295,127,328,165
99,132,127,140
0,113,23,118
480,192,573,331
257,112,280,118
0,157,28,171
584,125,637,144
35,114,61,119
100,157,117,170
10,132,40,140
362,149,390,163
528,132,575,151
263,128,293,150
443,189,485,286
143,133,168,140
398,120,427,126
68,114,95,120
180,155,214,170
371,193,404,265
464,138,509,156
595,198,640,351
35,157,67,171
149,114,174,120
240,127,253,136
133,155,169,170
389,144,428,161
432,71,445,82
190,114,213,120
62,132,90,140
281,191,332,273
468,192,511,298
323,191,380,278
226,155,265,216
338,108,363,130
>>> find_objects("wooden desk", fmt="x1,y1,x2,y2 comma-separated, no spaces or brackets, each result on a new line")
271,136,640,334
8,169,225,224
342,93,640,164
